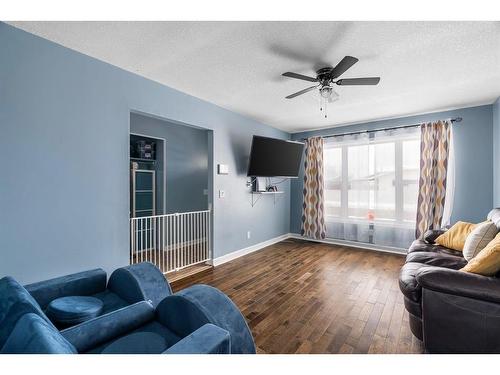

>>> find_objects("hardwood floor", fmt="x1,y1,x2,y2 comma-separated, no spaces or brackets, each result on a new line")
172,238,424,354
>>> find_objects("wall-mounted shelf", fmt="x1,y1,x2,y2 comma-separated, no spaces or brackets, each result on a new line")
252,191,284,195
250,190,284,207
131,157,156,163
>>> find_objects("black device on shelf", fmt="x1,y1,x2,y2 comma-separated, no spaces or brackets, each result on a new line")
130,137,156,160
247,136,304,178
136,140,155,160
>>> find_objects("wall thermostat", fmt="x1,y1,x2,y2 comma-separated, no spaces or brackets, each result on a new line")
218,164,229,175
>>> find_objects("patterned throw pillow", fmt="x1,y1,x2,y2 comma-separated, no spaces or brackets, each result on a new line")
461,233,500,276
462,221,498,261
435,221,477,251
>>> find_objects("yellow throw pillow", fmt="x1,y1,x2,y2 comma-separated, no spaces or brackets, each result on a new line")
461,233,500,276
435,221,478,251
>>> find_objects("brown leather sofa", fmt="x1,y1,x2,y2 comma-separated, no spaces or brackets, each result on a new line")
399,208,500,353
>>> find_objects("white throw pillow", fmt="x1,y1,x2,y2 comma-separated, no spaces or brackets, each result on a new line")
463,221,498,261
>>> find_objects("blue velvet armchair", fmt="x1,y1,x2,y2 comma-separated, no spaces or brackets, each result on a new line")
24,262,173,325
59,284,255,354
0,262,256,354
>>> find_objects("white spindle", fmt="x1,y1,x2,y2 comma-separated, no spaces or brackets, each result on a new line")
208,210,211,261
130,209,211,273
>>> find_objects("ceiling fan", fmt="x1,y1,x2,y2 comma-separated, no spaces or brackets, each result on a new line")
282,56,380,109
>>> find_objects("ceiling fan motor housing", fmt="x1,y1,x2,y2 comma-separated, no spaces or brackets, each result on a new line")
316,67,334,85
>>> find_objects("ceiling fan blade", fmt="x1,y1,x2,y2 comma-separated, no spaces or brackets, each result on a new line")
330,56,359,79
282,72,318,82
336,77,380,86
285,85,318,99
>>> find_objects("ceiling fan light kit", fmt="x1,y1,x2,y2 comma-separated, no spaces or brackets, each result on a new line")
282,55,380,119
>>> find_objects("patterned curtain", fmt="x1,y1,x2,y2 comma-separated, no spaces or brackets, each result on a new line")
301,137,326,239
415,120,452,238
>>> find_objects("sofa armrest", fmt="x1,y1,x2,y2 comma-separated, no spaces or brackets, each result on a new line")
163,324,230,354
24,269,107,309
61,301,155,353
423,229,447,244
416,266,500,304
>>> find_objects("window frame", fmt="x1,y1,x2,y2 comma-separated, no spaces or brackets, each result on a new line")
323,132,420,228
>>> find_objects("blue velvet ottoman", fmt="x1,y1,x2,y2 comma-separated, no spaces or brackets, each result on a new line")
47,296,104,326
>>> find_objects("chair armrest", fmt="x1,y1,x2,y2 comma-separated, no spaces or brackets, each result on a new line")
163,324,230,354
156,284,255,354
24,269,107,309
107,262,172,308
416,266,500,304
61,301,154,352
0,313,77,354
423,229,447,244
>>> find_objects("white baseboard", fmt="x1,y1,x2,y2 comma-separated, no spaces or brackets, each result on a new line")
287,233,407,255
212,233,291,266
211,232,406,267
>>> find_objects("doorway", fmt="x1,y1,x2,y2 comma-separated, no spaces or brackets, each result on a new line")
128,112,213,278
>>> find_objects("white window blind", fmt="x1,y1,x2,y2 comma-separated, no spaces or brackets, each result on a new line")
323,127,421,249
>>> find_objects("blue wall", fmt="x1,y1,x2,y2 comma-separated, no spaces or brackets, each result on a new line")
130,112,209,214
493,97,500,206
290,105,494,234
0,22,497,284
0,23,290,284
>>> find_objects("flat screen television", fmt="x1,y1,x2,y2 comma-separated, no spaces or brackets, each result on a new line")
247,136,304,177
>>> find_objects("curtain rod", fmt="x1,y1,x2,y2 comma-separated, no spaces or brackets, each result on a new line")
300,117,462,141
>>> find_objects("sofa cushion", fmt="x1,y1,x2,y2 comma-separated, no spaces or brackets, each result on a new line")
0,313,76,354
435,221,477,251
406,251,467,269
487,208,500,230
101,331,167,354
0,276,54,348
86,320,181,354
463,221,498,261
47,296,104,326
92,290,129,314
461,233,500,276
61,301,156,353
408,239,462,256
399,262,430,302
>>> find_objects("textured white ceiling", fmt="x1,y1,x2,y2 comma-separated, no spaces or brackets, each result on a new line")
9,21,500,132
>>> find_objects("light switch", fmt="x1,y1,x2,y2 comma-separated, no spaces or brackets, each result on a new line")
219,190,225,198
218,164,229,175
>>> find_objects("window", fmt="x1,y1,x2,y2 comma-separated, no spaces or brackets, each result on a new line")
324,129,420,227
